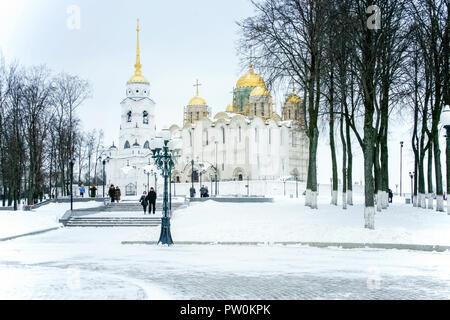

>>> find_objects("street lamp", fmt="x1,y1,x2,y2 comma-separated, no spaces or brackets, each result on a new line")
149,130,182,245
400,141,404,197
409,171,414,204
68,158,75,211
441,104,450,214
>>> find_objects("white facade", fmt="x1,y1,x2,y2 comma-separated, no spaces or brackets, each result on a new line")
169,111,308,184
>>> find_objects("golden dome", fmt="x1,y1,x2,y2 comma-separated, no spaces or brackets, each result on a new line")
189,96,207,105
236,65,266,88
226,105,234,112
250,86,271,97
129,74,149,83
286,89,302,103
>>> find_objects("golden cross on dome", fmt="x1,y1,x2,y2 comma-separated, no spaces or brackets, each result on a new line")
193,79,202,96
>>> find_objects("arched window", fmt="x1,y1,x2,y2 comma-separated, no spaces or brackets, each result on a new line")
203,130,209,146
124,141,131,149
189,130,193,147
295,110,298,120
143,111,149,124
269,129,272,145
255,128,258,143
127,111,132,123
288,110,291,119
239,126,242,143
144,141,150,149
222,127,226,144
254,103,257,116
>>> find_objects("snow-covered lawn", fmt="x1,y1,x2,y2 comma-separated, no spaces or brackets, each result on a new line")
121,197,450,246
0,201,103,239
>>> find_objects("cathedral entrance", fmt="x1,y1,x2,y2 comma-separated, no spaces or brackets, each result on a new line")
193,171,199,183
125,183,137,196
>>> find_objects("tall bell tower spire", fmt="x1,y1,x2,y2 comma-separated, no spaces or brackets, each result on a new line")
128,18,148,83
134,19,142,77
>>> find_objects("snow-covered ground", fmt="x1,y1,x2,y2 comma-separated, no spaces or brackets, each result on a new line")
0,228,449,299
119,197,450,246
0,201,103,239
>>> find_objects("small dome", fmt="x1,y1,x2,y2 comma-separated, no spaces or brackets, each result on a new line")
128,74,149,83
189,96,207,105
250,86,271,97
286,89,302,103
236,65,266,88
226,105,234,112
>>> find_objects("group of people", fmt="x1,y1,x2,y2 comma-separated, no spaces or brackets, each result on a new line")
140,188,157,214
108,185,122,203
79,184,100,198
200,185,209,198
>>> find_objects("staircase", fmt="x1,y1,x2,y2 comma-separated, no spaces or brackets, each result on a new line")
65,216,162,227
62,199,188,227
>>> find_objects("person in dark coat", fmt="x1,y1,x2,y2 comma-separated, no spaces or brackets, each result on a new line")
108,184,115,202
145,187,157,214
388,189,393,203
89,184,97,198
115,186,121,202
140,191,148,214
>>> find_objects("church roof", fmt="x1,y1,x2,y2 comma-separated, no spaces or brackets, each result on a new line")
236,65,265,88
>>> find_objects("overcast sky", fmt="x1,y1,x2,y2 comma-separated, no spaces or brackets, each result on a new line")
1,0,443,188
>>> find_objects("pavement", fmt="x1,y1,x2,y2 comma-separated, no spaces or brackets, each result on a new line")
0,228,449,299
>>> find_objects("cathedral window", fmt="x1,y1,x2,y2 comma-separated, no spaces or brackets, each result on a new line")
295,110,298,120
269,129,272,144
261,103,265,117
255,128,258,143
239,126,242,142
288,110,291,119
196,112,200,120
189,131,193,147
124,141,131,149
127,111,132,122
144,141,150,149
143,111,149,124
222,127,226,144
254,104,257,116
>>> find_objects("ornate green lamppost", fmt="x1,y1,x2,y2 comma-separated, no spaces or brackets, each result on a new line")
149,129,182,245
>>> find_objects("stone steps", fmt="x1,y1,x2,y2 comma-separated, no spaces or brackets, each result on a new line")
66,216,162,227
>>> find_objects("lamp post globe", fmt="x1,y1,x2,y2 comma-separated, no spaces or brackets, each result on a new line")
442,105,450,214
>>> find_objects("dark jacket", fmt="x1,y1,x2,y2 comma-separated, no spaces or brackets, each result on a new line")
115,188,121,200
140,195,148,206
108,187,115,198
146,191,157,203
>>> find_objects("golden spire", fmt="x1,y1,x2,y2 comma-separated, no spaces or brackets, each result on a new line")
134,19,142,77
128,19,148,83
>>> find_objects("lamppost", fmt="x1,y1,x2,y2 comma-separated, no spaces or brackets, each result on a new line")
69,158,75,211
409,171,414,204
149,130,182,245
441,104,450,214
400,141,404,197
190,159,195,198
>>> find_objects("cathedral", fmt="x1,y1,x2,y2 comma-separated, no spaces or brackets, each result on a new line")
105,22,309,196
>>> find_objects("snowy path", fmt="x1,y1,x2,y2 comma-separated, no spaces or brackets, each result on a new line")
0,228,449,299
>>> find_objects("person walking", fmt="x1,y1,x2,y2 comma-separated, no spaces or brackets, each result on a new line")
89,184,97,198
79,185,85,198
200,185,205,198
108,184,116,203
115,186,121,203
146,187,157,214
140,191,148,214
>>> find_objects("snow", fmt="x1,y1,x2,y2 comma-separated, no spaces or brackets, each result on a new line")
0,201,103,239
119,195,450,246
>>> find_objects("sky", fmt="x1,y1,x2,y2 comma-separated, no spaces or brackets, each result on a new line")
0,0,446,188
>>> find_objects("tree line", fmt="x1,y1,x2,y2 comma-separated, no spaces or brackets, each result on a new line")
0,60,105,210
239,0,448,228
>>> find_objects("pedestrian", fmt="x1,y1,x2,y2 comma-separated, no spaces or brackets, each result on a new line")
200,185,205,198
108,184,116,203
115,186,121,203
204,186,209,198
89,184,97,198
140,191,148,214
146,187,157,214
388,189,393,203
79,184,85,198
